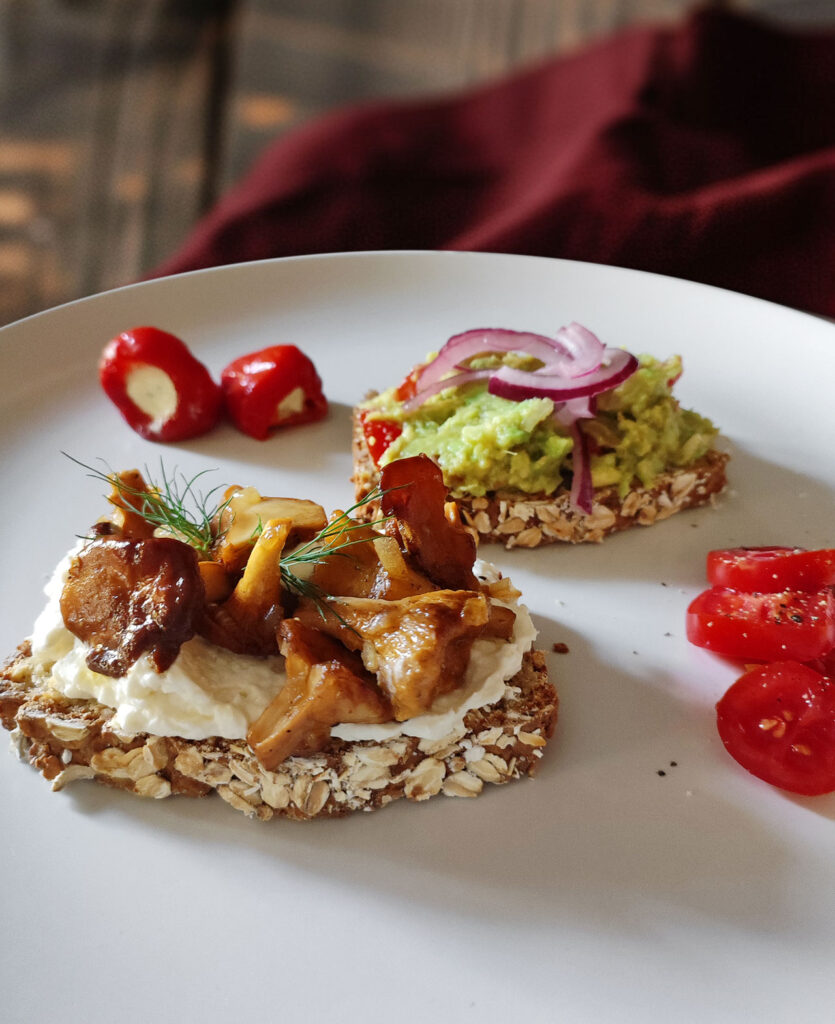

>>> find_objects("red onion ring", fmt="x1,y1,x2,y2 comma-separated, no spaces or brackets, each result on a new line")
398,323,639,514
553,395,596,427
402,368,493,411
420,328,570,382
554,322,605,375
404,328,571,410
488,349,638,402
568,420,595,514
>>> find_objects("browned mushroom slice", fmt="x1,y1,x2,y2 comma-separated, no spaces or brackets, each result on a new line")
380,455,478,591
305,517,435,601
199,518,291,656
197,560,234,603
247,619,392,770
60,537,204,677
368,536,435,600
296,590,490,720
214,487,326,572
308,517,385,598
483,602,516,640
101,469,157,539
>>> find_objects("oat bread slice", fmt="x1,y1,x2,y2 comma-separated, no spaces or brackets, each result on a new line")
1,644,557,821
352,406,728,549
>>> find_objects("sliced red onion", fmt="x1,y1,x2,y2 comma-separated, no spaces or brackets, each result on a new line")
405,325,606,410
398,323,638,515
402,367,493,411
438,326,567,365
568,420,594,514
554,322,605,375
413,327,571,392
489,348,638,402
553,395,596,427
553,396,597,514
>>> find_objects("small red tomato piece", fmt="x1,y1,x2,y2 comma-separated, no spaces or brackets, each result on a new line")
99,327,222,442
686,587,835,663
806,648,835,678
394,365,421,402
359,411,402,467
707,546,835,592
220,345,327,440
716,661,835,795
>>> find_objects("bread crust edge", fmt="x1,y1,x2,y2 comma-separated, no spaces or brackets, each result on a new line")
352,405,729,547
1,644,557,821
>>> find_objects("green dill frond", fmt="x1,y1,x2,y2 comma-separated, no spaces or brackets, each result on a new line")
280,486,390,576
279,484,393,629
249,516,265,542
66,454,399,629
278,568,336,622
63,453,229,559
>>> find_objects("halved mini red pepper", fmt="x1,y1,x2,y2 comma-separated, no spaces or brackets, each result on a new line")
99,326,223,442
220,344,328,440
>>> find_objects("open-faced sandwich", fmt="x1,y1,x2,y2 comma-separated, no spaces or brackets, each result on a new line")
354,324,728,547
0,456,557,821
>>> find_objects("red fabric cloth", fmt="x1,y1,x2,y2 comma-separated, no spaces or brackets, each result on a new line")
152,8,835,316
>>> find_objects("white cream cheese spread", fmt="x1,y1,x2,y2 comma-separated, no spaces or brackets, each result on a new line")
30,548,283,739
331,575,536,742
124,364,179,430
29,550,535,744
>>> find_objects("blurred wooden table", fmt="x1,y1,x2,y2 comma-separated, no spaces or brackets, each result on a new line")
0,0,831,326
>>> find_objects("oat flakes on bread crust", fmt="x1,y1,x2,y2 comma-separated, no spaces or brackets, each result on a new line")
1,644,556,821
352,405,728,549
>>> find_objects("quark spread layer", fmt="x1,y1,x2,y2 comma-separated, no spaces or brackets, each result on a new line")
30,551,534,744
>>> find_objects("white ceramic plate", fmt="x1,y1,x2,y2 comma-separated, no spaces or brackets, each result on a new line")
2,252,834,1023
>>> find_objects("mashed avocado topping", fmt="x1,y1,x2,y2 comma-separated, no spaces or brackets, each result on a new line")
362,354,718,499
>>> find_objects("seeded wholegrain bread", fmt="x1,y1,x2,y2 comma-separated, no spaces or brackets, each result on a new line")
352,406,728,548
1,643,557,821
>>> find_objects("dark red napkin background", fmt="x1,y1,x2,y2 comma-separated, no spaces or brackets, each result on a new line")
152,8,835,317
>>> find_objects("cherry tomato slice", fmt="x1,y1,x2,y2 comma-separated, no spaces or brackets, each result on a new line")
716,661,835,795
806,648,835,678
686,586,835,662
359,411,402,467
394,365,421,402
707,546,835,592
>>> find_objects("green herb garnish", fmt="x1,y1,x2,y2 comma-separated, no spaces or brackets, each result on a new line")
63,453,230,559
66,454,395,621
280,487,392,622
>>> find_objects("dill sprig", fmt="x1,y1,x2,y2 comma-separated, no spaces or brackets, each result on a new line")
66,452,397,624
63,453,229,559
280,486,392,620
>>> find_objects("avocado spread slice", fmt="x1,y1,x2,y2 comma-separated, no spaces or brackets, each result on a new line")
361,355,718,499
